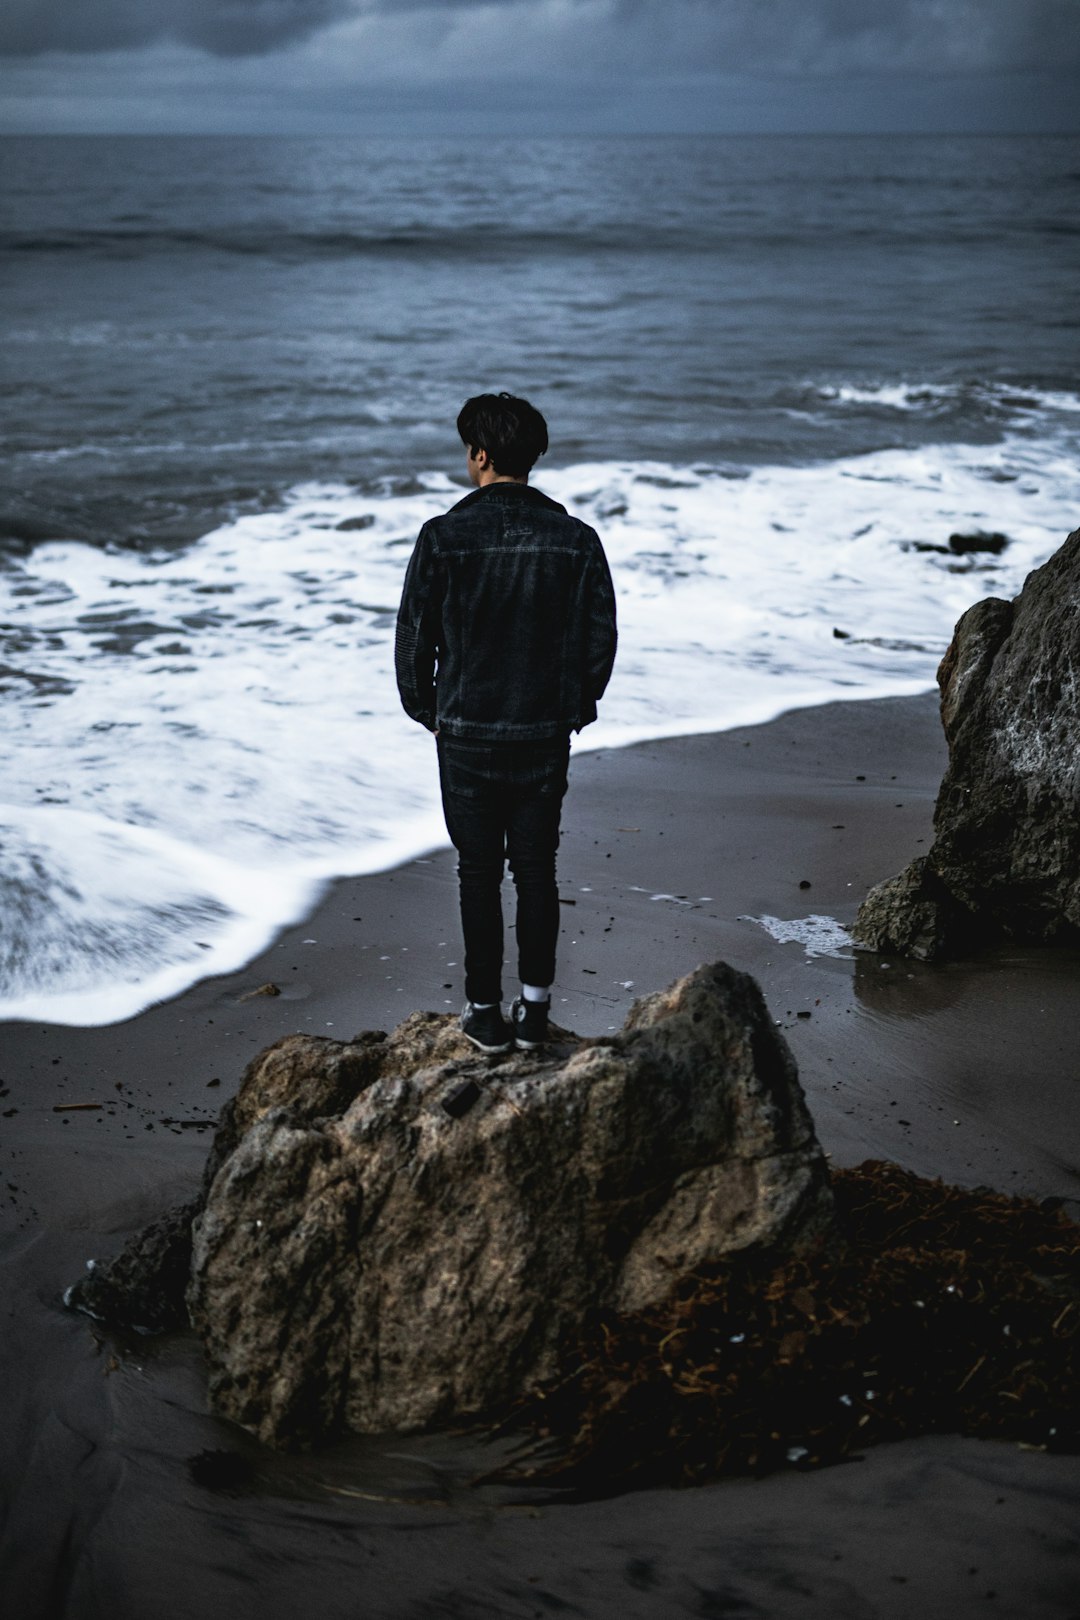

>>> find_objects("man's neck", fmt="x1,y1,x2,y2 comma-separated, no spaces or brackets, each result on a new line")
475,470,528,488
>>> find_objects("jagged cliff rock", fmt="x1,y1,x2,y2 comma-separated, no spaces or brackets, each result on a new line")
855,527,1080,960
67,962,833,1449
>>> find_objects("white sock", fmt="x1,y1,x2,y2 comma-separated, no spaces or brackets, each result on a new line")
521,984,550,1003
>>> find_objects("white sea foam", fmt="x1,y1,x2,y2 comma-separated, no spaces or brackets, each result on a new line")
2,423,1077,1024
812,381,1080,416
745,915,854,960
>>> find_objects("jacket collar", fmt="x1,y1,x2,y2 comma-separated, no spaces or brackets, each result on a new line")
448,481,567,516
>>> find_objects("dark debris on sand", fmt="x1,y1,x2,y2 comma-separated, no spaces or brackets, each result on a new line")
499,1161,1080,1493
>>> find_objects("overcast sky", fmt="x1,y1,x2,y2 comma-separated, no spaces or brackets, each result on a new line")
2,0,1079,136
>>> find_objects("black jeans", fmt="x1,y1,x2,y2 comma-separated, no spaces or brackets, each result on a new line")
437,734,570,1006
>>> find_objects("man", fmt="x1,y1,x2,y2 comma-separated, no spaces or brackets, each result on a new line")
395,391,617,1053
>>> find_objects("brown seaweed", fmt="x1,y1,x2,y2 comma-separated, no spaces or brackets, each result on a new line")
501,1161,1080,1492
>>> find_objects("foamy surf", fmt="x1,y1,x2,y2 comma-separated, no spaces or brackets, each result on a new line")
809,381,1080,416
744,914,855,960
1,421,1077,1025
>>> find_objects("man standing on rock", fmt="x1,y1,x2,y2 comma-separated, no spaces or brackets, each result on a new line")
395,392,617,1053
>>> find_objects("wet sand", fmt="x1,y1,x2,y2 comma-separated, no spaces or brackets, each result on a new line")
3,692,1079,1618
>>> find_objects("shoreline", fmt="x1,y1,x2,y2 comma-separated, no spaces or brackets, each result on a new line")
0,676,936,1033
7,691,1078,1202
3,691,1080,1617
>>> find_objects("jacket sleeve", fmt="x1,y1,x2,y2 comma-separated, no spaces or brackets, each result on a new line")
584,533,617,705
395,523,442,730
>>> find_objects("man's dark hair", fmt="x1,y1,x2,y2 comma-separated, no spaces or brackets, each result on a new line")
456,391,549,479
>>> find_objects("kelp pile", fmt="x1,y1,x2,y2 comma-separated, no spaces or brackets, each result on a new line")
503,1161,1080,1491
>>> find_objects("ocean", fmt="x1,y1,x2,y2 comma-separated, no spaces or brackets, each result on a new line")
2,134,1078,1025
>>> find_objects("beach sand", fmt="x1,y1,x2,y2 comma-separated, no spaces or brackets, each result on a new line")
2,692,1079,1618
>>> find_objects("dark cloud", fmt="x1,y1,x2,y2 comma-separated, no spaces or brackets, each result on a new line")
4,0,1080,72
1,0,1078,138
591,0,1080,77
0,0,355,59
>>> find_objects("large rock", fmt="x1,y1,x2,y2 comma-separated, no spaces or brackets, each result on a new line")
68,963,833,1449
64,1030,393,1336
855,528,1080,960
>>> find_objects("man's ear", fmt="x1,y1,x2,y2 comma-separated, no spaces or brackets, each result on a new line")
472,445,491,470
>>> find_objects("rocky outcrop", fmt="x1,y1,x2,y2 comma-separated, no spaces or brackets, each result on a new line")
67,962,833,1449
855,528,1080,960
64,1030,393,1336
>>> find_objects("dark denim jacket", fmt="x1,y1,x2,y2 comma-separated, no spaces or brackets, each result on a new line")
395,481,617,740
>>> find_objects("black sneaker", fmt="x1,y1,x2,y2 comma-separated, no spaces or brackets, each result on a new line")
511,996,550,1050
460,1002,512,1054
